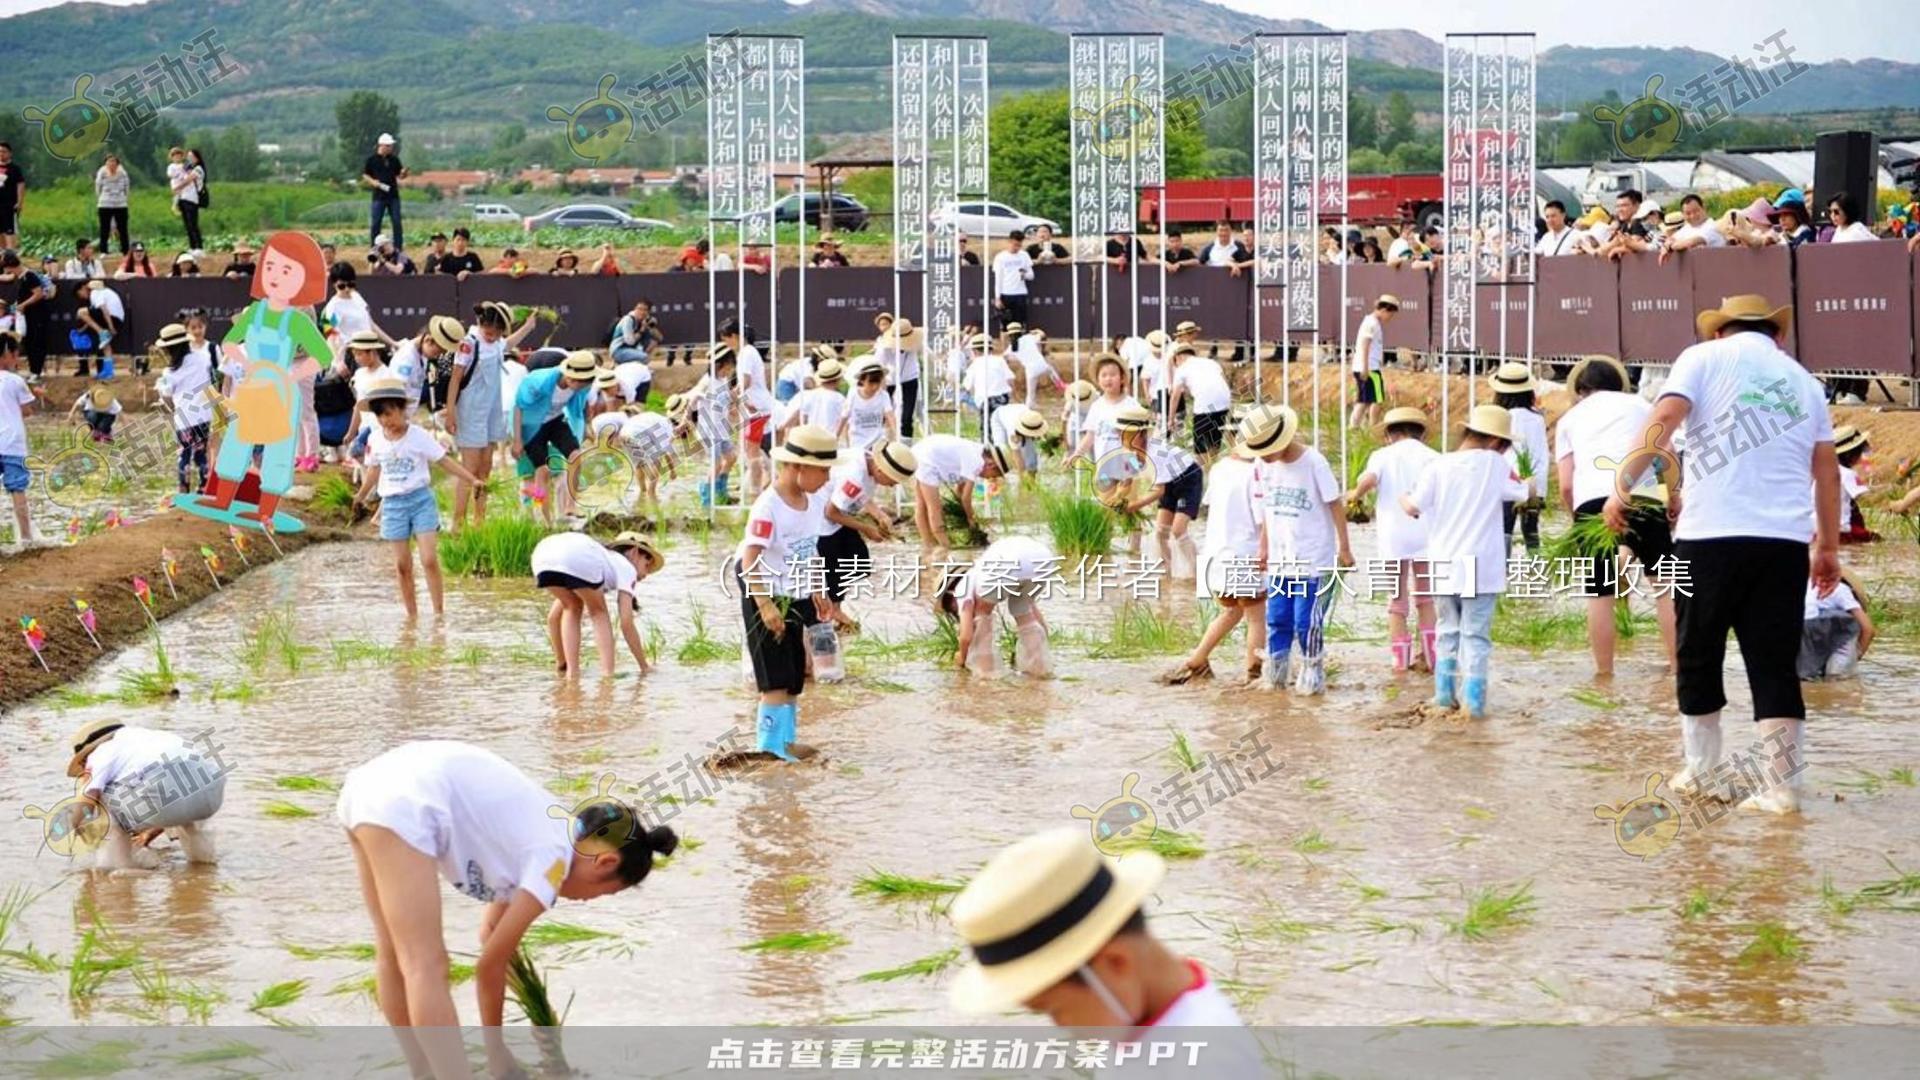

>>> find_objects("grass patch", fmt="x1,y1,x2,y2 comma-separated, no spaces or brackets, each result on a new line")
310,473,359,523
1447,882,1537,940
1041,492,1115,559
738,931,848,954
440,513,550,577
1108,828,1205,860
676,601,739,665
851,871,967,901
248,980,307,1013
854,948,961,983
1736,921,1806,966
261,801,316,820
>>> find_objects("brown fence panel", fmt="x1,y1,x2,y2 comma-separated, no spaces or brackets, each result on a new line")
1617,253,1695,363
1534,256,1620,359
1689,244,1795,355
1793,241,1914,374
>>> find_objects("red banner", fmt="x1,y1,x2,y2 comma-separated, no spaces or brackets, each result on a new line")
1689,244,1794,355
1616,253,1695,363
1534,256,1620,359
1794,241,1914,374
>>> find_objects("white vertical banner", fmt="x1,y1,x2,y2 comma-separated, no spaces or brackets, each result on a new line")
1252,36,1286,409
1441,37,1476,451
925,38,960,367
1316,35,1349,462
893,38,927,275
1070,34,1165,361
958,37,990,382
1284,37,1318,336
740,38,775,250
1505,42,1537,367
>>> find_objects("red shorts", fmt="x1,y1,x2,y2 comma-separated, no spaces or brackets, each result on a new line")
744,414,771,446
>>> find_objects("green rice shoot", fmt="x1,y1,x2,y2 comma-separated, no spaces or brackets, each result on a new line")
261,800,316,820
1108,827,1206,860
851,871,966,900
522,922,616,949
738,931,848,953
1448,882,1537,940
854,948,962,983
1736,921,1806,965
310,473,358,521
282,941,376,962
506,945,570,1027
440,512,551,577
1042,492,1115,559
273,775,337,793
1167,728,1202,772
940,491,991,548
676,601,739,665
248,979,307,1013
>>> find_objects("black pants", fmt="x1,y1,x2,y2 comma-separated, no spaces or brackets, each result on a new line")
900,377,920,439
1674,537,1808,720
370,193,404,250
177,200,203,250
817,525,869,603
523,416,580,470
1502,501,1541,555
97,208,130,255
997,294,1029,333
21,311,49,377
736,565,817,696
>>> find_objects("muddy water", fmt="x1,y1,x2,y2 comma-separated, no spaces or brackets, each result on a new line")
5,524,1920,1028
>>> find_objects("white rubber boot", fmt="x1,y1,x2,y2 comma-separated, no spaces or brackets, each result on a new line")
965,624,1001,676
1014,623,1053,677
1152,527,1173,576
1669,712,1723,799
1741,718,1806,815
1170,533,1197,580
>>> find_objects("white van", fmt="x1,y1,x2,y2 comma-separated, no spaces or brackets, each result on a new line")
469,203,518,222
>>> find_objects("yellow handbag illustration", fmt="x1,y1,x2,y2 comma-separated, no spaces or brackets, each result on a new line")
233,361,293,445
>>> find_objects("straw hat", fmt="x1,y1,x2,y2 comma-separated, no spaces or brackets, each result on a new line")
985,443,1014,475
174,252,197,267
1464,403,1515,442
1566,354,1631,394
1113,400,1154,431
609,531,665,573
232,238,255,256
554,248,578,263
1003,322,1025,336
874,311,895,329
1010,408,1049,441
1381,405,1428,432
359,374,409,403
1696,294,1792,340
967,332,993,352
666,393,690,421
154,322,190,349
889,319,923,348
1376,293,1401,310
810,342,839,365
848,356,886,382
947,827,1166,1014
424,316,465,353
1144,329,1169,348
871,440,918,485
813,357,845,383
594,368,620,391
1173,320,1201,336
346,329,386,354
709,344,737,367
1066,379,1097,402
1833,425,1869,457
1168,342,1196,360
772,424,845,468
1487,361,1536,394
560,350,600,380
1662,211,1685,229
65,719,125,778
1233,403,1298,460
479,300,514,326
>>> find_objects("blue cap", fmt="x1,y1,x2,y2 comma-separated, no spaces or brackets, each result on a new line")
1773,187,1805,209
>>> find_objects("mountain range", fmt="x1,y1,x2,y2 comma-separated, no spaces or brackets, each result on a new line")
1,0,1915,144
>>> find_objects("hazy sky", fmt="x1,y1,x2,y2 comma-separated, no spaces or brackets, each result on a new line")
0,0,1908,64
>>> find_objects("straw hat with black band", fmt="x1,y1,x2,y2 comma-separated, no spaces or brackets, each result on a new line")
848,356,885,382
1833,426,1869,457
424,315,465,354
874,311,895,330
1376,293,1401,311
480,300,514,326
772,424,846,468
1144,328,1168,349
1566,354,1631,394
1173,320,1200,337
1381,405,1428,433
1011,409,1049,442
1233,403,1298,460
1003,322,1025,336
346,329,388,357
810,342,839,365
1113,400,1155,432
360,375,409,404
594,367,620,392
1464,403,1515,443
870,440,919,486
948,827,1166,1014
66,719,125,778
155,322,190,350
710,344,737,367
985,443,1014,475
560,350,600,381
967,332,993,352
608,530,665,574
1066,379,1096,402
1696,293,1792,340
1487,361,1536,395
808,358,842,383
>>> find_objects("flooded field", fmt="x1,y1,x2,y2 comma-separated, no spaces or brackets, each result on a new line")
4,519,1920,1029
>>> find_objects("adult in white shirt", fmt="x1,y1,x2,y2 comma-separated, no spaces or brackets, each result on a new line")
1010,327,1060,408
62,719,227,868
1659,194,1727,263
1348,406,1441,672
1349,295,1397,429
338,740,676,1079
62,239,106,280
1825,194,1877,243
1533,201,1588,258
1166,344,1233,461
991,230,1034,333
1603,296,1838,815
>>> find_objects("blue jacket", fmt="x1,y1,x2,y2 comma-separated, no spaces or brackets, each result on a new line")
514,365,589,447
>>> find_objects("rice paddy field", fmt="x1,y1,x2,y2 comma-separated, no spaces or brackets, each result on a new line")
5,417,1920,1030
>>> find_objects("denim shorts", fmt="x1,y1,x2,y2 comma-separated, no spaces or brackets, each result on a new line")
1,455,28,494
379,485,441,541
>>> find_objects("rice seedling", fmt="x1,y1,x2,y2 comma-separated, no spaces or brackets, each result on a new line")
327,974,378,1000
1678,887,1718,921
26,1040,141,1078
676,601,738,665
1239,911,1331,943
1324,957,1379,973
544,772,596,797
1462,805,1497,821
1568,687,1621,711
738,931,848,954
327,636,395,668
1889,767,1917,788
506,945,571,1028
448,961,476,985
645,621,668,664
1543,513,1622,565
207,679,259,703
68,926,139,1002
1302,776,1331,792
1358,914,1423,939
132,961,226,1024
283,941,376,962
248,979,307,1013
866,677,914,693
1292,829,1336,856
310,473,358,522
1166,728,1202,772
171,1042,266,1066
47,688,120,709
1109,828,1205,860
1041,492,1115,558
1490,599,1586,651
1736,921,1806,966
939,491,991,548
1834,771,1885,796
240,606,309,673
1342,874,1388,903
273,775,336,793
1078,602,1194,659
1819,875,1860,919
1856,858,1920,904
1447,882,1537,940
854,948,961,983
522,922,616,950
440,513,551,577
261,801,316,820
851,871,966,900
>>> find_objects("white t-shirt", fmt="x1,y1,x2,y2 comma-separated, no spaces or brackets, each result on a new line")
167,162,198,206
820,456,877,537
612,361,651,403
322,292,374,343
157,353,216,431
1013,333,1052,375
1361,438,1439,560
350,362,391,421
81,726,190,797
367,423,446,497
844,387,895,449
1387,237,1415,262
1256,448,1342,572
1146,438,1198,484
389,338,428,408
589,411,625,441
789,385,847,434
1554,390,1656,509
1533,227,1583,257
499,358,528,416
89,286,125,324
912,434,986,486
734,342,773,417
1081,394,1140,461
965,352,1014,400
1200,456,1262,559
1504,407,1550,500
532,532,640,600
1832,464,1866,532
1407,449,1530,595
620,412,673,460
1661,331,1832,542
1118,336,1155,373
1673,219,1727,248
1354,314,1385,374
738,487,825,597
341,741,572,909
0,371,34,457
1171,356,1231,413
1204,240,1238,267
956,535,1053,602
992,249,1033,296
1830,222,1876,244
777,358,812,391
1805,580,1861,620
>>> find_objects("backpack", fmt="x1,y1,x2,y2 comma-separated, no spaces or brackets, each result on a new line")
427,333,484,410
312,366,357,415
195,166,210,208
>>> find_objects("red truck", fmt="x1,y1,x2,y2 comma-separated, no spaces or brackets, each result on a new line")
1140,173,1445,232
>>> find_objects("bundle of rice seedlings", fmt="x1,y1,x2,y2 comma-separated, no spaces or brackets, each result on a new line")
439,514,551,577
1543,512,1624,565
1042,491,1115,559
310,473,359,522
940,492,991,548
507,945,573,1074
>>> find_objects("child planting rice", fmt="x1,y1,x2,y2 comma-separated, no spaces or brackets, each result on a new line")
1253,404,1353,694
1164,405,1281,685
681,346,740,507
816,440,918,629
1489,361,1549,555
780,357,847,439
910,434,1013,558
63,720,227,869
938,535,1056,677
510,351,597,528
1347,406,1440,672
443,301,539,530
351,376,481,618
1798,571,1874,681
530,531,662,677
1110,400,1203,579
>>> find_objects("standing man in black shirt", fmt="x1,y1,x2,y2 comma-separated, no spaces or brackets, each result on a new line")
362,133,409,251
0,142,23,252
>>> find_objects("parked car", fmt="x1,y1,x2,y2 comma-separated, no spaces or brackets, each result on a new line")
930,200,1058,238
469,203,519,222
521,204,674,231
771,193,870,232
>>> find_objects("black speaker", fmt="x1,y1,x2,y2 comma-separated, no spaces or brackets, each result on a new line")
1814,130,1879,225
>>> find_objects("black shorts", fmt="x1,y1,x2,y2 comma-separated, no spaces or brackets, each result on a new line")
817,525,870,603
1191,409,1227,455
1158,462,1204,519
1354,370,1385,404
536,570,600,591
1573,497,1674,597
1674,537,1807,720
0,207,15,234
737,568,817,696
524,416,580,469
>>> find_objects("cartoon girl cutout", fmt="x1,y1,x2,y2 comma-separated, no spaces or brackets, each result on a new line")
198,231,332,525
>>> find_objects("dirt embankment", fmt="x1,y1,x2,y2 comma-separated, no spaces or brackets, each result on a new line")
0,513,343,712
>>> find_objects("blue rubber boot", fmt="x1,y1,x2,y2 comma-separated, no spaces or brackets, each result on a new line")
1432,658,1459,709
777,703,799,758
715,473,731,504
755,703,797,762
100,356,116,380
698,479,712,508
1463,677,1489,720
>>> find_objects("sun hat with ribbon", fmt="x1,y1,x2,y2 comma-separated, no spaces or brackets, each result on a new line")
1173,320,1201,336
1144,329,1168,349
1233,403,1298,460
967,332,994,352
1696,294,1792,340
560,350,600,380
1066,379,1097,402
425,315,465,353
1567,354,1631,394
772,424,845,468
848,355,886,382
1011,408,1049,441
1381,405,1429,432
1113,400,1155,431
66,719,125,778
359,374,410,404
346,329,387,354
154,322,190,349
870,440,918,485
709,344,737,367
609,531,665,573
1464,403,1515,442
1003,321,1025,336
1833,425,1869,457
1488,361,1536,394
479,300,514,326
985,443,1014,475
810,342,840,365
947,827,1166,1014
813,357,845,383
594,367,620,391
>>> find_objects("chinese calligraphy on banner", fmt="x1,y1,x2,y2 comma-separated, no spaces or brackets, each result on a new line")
1442,33,1535,361
707,35,804,250
1252,34,1347,334
1069,34,1164,260
895,36,990,356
